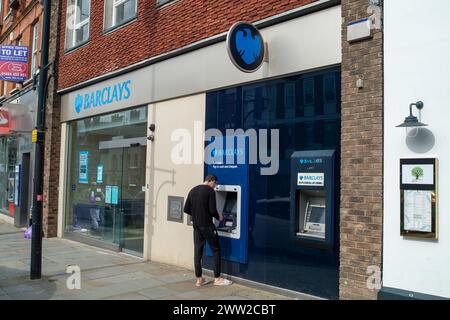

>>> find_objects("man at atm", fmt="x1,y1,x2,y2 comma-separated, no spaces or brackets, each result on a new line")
184,174,233,287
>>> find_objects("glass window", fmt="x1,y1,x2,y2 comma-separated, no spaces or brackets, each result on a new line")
65,106,147,255
156,0,175,7
65,0,90,50
31,22,39,76
205,67,341,298
0,136,18,216
104,0,137,31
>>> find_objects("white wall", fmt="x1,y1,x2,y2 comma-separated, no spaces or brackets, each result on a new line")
384,0,450,297
144,94,205,270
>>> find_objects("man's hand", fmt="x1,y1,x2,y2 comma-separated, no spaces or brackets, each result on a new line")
219,213,224,221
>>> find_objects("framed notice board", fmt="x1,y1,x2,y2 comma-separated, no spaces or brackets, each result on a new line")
400,158,438,239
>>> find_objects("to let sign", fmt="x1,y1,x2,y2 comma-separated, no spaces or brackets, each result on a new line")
0,45,29,82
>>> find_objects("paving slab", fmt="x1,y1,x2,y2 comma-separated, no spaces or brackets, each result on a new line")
0,221,314,300
139,286,178,299
102,292,150,300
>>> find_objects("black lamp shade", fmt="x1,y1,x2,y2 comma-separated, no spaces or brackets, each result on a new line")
396,115,428,128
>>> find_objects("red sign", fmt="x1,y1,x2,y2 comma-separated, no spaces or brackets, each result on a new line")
0,110,10,135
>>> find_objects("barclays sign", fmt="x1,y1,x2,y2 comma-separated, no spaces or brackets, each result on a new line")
74,80,132,114
226,22,266,73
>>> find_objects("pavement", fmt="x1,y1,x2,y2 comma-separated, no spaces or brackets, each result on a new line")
0,221,315,300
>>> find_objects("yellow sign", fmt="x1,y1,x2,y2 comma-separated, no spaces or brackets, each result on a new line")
32,129,37,143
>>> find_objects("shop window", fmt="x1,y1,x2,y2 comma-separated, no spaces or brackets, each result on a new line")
303,78,315,117
64,106,147,254
65,0,90,50
31,22,39,77
323,74,337,115
205,67,341,297
0,136,18,216
104,0,137,32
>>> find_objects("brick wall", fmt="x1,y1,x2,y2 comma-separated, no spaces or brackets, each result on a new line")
42,0,61,237
58,0,317,90
340,0,383,299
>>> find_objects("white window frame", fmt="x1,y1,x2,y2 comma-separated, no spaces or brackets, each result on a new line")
105,0,137,30
31,22,39,77
66,0,90,50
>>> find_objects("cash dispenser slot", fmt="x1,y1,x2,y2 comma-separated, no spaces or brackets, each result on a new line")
214,185,241,239
296,190,326,239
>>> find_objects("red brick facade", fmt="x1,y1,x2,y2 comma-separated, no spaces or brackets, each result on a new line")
58,0,317,90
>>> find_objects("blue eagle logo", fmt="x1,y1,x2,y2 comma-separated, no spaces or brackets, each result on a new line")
75,94,83,114
235,28,262,65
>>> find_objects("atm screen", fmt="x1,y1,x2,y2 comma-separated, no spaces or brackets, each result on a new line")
308,206,326,224
224,193,237,214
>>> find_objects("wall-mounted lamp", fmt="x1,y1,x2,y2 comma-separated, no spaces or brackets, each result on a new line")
147,123,156,141
396,101,428,128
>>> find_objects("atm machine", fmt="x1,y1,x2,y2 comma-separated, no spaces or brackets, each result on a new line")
204,136,249,264
290,150,336,249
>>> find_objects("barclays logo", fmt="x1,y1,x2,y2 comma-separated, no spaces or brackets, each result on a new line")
299,158,323,165
235,28,262,65
227,22,265,73
74,80,132,114
75,94,83,114
211,148,244,158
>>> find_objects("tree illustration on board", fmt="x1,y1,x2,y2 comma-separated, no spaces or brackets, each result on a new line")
411,166,424,181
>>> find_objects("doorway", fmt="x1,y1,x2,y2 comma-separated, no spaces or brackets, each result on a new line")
16,153,31,227
98,140,147,256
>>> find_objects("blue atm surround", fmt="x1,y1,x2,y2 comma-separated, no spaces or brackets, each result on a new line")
290,150,336,250
205,136,249,264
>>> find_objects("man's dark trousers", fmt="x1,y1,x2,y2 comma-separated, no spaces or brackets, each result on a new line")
194,225,221,278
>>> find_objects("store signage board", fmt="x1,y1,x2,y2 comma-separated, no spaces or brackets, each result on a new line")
105,186,112,204
111,186,119,205
0,45,29,82
400,158,438,239
297,173,325,187
97,165,103,184
78,151,89,184
402,164,434,185
74,80,131,115
226,22,266,73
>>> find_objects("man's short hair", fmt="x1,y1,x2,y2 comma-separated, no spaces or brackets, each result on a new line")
204,174,218,183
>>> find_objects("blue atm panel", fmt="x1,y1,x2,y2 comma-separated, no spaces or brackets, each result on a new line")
205,136,249,264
